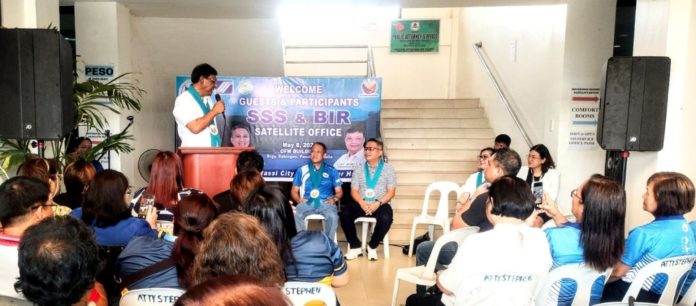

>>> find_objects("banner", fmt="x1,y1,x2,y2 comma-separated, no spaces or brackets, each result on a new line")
175,76,382,181
390,19,440,53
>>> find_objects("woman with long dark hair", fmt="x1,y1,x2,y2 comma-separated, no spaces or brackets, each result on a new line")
244,185,349,288
118,193,218,290
517,144,560,201
131,151,201,221
71,170,156,246
540,174,626,305
602,172,696,302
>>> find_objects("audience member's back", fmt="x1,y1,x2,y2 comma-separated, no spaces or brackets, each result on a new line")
118,193,219,290
15,216,106,306
437,176,551,306
191,212,285,287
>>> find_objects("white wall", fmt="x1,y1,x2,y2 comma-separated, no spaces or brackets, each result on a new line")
455,4,572,209
1,0,59,29
127,16,284,186
626,0,696,227
281,8,456,99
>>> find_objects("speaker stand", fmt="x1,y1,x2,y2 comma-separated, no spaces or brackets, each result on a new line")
604,150,629,187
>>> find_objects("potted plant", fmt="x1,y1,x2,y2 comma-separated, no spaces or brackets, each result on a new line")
0,73,145,172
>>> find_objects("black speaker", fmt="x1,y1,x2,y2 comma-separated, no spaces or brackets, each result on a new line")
0,29,74,140
597,56,670,151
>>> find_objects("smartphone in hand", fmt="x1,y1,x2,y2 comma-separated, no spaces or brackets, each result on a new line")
532,182,543,209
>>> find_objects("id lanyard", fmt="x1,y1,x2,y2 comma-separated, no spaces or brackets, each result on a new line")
187,86,221,147
308,162,325,208
363,159,384,202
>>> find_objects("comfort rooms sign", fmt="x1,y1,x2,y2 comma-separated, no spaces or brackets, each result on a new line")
390,20,440,53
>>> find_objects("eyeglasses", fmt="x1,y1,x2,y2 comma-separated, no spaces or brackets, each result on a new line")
206,76,218,84
32,203,58,210
527,154,542,160
364,147,382,152
478,155,491,160
570,189,581,200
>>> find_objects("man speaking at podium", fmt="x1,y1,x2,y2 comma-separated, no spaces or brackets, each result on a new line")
173,63,225,147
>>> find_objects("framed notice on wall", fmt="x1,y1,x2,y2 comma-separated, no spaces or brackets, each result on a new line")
390,19,440,53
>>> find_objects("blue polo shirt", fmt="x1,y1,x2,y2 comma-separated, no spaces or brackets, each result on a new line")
621,215,696,295
680,221,696,296
292,163,342,201
285,231,347,285
545,223,606,305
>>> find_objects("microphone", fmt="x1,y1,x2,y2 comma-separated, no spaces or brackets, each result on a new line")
214,93,227,139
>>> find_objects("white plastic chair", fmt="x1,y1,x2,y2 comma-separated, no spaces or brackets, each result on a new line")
677,275,696,306
391,226,480,306
304,214,338,243
283,281,337,306
595,303,668,306
407,181,461,257
354,217,390,259
621,255,696,304
535,263,612,306
119,288,185,306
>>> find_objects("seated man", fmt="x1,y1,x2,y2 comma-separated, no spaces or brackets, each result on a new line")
0,176,53,299
414,149,522,291
407,176,551,305
340,138,396,261
291,142,342,239
15,216,107,306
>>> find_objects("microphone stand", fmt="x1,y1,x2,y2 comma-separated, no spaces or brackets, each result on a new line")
97,116,135,168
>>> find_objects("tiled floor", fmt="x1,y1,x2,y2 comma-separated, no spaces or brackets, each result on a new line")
334,244,418,306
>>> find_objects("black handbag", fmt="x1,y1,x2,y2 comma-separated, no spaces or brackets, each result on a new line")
402,232,430,255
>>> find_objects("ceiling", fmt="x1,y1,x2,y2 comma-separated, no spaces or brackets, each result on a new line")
61,0,566,19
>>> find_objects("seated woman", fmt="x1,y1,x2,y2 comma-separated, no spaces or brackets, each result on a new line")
53,160,96,209
174,275,289,306
517,144,560,226
17,157,70,216
540,174,626,305
602,172,696,302
0,176,53,299
71,169,157,246
191,212,285,287
130,151,201,222
213,170,264,214
411,176,551,306
244,185,349,288
118,193,218,290
66,136,103,172
459,147,494,197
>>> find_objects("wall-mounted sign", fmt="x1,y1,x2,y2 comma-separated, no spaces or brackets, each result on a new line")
568,87,601,150
390,20,440,53
85,64,114,82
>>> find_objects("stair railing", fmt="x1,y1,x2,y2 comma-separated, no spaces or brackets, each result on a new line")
473,42,533,148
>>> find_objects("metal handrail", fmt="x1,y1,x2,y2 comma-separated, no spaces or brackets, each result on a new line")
473,42,533,148
284,44,376,77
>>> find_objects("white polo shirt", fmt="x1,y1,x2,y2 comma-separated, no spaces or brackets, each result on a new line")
438,223,551,306
173,90,215,147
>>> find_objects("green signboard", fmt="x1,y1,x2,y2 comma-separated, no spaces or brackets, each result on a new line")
390,19,440,53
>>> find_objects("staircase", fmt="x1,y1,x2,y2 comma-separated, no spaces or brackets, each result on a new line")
381,99,494,244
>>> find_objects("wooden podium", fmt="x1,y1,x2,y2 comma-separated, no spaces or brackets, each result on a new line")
178,147,253,196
